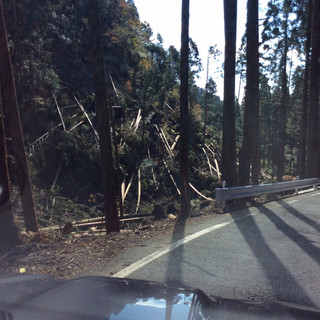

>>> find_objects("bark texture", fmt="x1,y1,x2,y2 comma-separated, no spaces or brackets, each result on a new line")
222,0,237,187
88,0,119,232
179,0,191,217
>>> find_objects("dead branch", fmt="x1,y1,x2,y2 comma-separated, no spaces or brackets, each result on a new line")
41,248,67,261
57,257,75,269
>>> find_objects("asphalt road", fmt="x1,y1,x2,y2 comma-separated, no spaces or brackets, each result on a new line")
94,190,320,308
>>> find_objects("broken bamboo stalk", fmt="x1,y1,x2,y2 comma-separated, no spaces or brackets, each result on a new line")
107,69,119,98
205,143,218,159
69,120,84,132
121,181,125,208
133,109,141,134
135,168,141,214
124,171,135,200
163,158,181,196
171,134,180,151
214,158,222,181
155,128,181,195
74,96,99,142
189,183,214,201
53,94,66,131
156,125,173,158
202,147,213,176
160,127,174,158
164,101,173,110
41,214,155,232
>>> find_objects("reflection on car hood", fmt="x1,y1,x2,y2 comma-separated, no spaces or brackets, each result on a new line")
0,274,319,319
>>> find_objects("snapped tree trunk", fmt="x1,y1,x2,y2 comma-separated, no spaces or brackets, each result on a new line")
179,0,191,217
307,0,320,177
222,0,237,187
0,94,21,254
0,0,38,232
88,0,119,233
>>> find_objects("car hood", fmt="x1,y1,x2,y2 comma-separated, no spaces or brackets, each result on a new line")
0,274,319,320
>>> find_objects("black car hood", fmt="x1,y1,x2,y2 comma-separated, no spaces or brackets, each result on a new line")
0,274,319,320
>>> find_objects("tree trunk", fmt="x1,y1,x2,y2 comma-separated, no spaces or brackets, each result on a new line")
298,0,312,179
0,94,21,254
222,0,237,187
179,0,191,217
306,0,320,177
239,0,260,186
277,13,289,181
203,50,210,138
249,0,260,185
0,0,38,232
109,104,124,218
88,0,119,233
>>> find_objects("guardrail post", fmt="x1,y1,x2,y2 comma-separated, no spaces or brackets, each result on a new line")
295,176,300,195
222,181,227,210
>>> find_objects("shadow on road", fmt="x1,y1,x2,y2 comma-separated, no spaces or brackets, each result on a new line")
252,200,320,266
165,218,187,287
230,205,316,307
278,199,320,233
163,218,188,320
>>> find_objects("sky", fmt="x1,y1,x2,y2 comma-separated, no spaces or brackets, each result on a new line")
133,0,268,98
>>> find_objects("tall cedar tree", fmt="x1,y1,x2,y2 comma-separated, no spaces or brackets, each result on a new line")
222,0,237,187
0,0,38,232
297,0,312,179
239,0,260,185
88,0,119,232
277,2,289,180
307,0,320,177
180,0,191,217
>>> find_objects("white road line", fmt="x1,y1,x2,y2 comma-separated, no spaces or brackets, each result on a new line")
308,192,320,197
299,189,320,195
287,199,298,204
113,212,257,278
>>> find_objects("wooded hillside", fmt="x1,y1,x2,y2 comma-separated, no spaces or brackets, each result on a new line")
0,0,319,252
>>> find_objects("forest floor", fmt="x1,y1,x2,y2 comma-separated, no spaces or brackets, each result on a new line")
0,193,294,279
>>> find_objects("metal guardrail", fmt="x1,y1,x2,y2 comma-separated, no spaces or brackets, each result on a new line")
215,178,320,203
